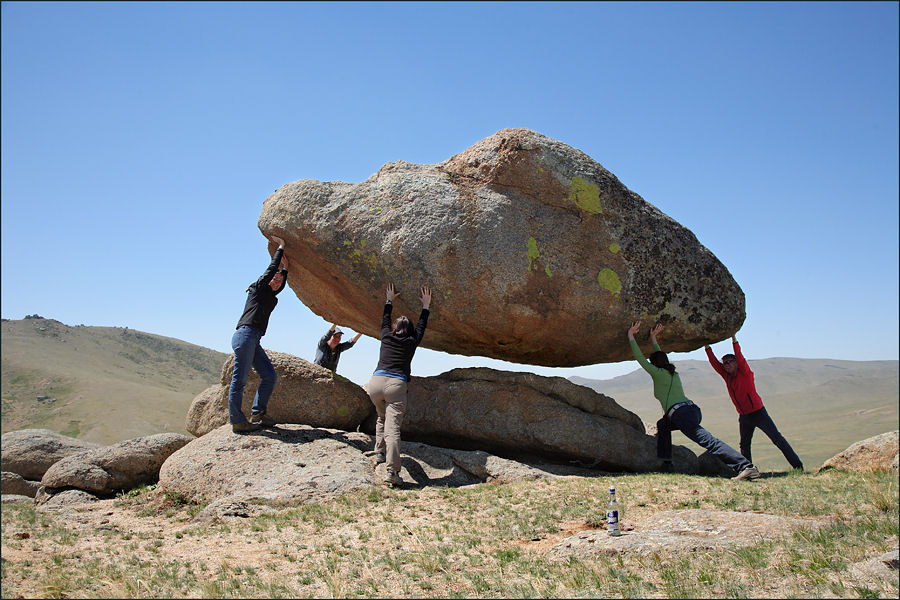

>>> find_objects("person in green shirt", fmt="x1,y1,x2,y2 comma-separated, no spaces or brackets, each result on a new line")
628,321,760,481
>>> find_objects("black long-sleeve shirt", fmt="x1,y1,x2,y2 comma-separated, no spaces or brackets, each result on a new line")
235,247,287,336
374,301,429,379
313,329,357,372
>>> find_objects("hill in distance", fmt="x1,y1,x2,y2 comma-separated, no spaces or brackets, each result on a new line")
2,316,896,472
571,356,898,471
1,316,228,445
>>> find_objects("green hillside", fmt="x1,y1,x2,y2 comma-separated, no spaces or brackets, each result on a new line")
1,317,228,445
571,357,899,471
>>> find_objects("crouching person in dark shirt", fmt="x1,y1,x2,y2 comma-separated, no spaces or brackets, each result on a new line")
228,235,288,433
314,324,362,373
365,282,431,486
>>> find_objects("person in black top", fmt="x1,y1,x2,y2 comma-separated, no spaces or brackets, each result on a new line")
313,323,362,373
228,235,288,433
365,282,431,485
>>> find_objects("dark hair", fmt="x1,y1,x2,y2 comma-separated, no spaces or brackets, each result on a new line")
392,315,413,337
722,353,736,362
649,350,676,375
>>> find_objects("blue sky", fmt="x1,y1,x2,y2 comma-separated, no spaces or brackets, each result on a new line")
2,1,898,388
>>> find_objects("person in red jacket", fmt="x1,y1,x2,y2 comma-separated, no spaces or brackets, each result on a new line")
706,335,804,471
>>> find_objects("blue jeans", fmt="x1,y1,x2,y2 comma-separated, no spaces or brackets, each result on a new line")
657,403,752,473
739,406,803,469
228,325,277,425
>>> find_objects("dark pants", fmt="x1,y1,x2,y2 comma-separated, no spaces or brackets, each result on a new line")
739,406,803,469
657,403,752,473
228,325,277,425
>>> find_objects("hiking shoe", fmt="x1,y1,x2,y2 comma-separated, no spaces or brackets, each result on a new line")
733,465,761,481
384,470,402,486
232,421,262,433
250,411,277,427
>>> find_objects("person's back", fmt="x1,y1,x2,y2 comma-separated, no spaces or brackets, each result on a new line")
366,283,431,486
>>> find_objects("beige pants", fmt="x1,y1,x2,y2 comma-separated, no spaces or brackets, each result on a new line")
366,375,407,474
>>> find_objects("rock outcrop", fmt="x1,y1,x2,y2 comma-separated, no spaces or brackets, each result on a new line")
820,430,899,472
1,429,99,480
1,471,42,498
186,352,373,436
159,424,602,505
547,509,826,560
258,128,744,367
41,433,192,495
400,367,700,473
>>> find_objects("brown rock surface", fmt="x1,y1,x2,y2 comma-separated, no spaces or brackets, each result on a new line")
186,352,374,436
41,433,192,495
1,429,100,481
820,430,899,472
159,424,605,505
1,471,42,498
402,367,701,473
548,509,826,560
258,128,744,367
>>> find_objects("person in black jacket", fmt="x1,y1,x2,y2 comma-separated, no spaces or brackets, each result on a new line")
313,323,362,373
365,282,431,485
228,235,288,433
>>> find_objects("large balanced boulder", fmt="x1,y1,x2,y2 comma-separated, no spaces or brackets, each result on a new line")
258,128,744,367
1,429,99,480
820,430,899,473
401,367,699,473
186,351,373,436
41,433,192,495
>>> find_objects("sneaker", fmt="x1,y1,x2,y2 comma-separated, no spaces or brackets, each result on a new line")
250,412,277,427
384,470,402,486
733,465,761,481
232,421,262,433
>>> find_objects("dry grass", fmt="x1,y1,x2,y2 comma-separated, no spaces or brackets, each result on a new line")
2,468,897,598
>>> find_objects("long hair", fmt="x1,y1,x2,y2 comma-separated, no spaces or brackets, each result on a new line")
392,315,413,337
649,350,676,375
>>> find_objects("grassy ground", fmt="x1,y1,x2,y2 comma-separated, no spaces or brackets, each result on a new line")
2,468,897,598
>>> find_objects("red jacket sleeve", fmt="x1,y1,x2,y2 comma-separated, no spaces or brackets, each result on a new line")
733,341,752,374
706,346,727,378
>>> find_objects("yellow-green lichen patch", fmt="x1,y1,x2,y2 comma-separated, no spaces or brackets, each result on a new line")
343,239,388,283
527,237,552,277
527,237,541,271
568,176,602,214
336,406,349,417
609,243,619,254
597,268,621,295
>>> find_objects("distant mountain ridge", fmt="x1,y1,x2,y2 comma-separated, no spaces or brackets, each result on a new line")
2,316,896,471
571,357,898,471
1,317,228,445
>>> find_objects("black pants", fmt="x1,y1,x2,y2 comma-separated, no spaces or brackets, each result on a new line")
657,403,751,473
739,406,803,469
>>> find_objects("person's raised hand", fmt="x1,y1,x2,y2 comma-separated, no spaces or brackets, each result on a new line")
628,320,641,338
650,323,664,338
420,285,432,309
386,283,399,302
